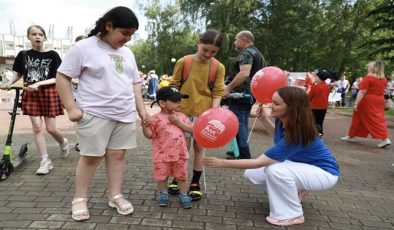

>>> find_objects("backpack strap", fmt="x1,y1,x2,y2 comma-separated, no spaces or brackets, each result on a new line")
182,55,194,83
208,57,219,90
181,55,219,91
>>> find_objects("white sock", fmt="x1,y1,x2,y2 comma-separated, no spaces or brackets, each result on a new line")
41,154,49,162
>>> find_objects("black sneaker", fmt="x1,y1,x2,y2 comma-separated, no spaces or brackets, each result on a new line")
188,183,203,201
168,182,180,195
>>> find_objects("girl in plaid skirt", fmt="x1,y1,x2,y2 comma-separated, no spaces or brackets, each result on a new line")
0,25,69,175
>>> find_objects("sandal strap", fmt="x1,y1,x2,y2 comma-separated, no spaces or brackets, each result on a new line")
109,194,132,211
119,203,133,210
72,209,89,215
189,184,201,191
189,190,203,196
72,198,88,204
110,194,124,201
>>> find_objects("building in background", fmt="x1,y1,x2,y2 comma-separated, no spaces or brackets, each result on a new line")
0,33,73,79
0,24,142,81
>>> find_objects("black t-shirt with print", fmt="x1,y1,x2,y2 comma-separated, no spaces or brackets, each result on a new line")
13,49,62,83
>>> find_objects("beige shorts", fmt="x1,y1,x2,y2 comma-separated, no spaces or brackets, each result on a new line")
75,113,137,156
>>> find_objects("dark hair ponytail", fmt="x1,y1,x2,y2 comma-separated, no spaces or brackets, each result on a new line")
88,6,139,38
199,29,223,48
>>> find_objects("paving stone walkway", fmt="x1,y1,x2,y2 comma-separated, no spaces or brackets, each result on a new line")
0,98,393,229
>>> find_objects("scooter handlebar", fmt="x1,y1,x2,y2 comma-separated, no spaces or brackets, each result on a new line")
5,86,38,91
6,86,26,90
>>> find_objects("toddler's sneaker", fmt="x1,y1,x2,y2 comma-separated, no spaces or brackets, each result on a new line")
168,181,180,195
60,138,70,158
188,183,203,201
158,192,169,207
179,194,192,209
36,159,53,175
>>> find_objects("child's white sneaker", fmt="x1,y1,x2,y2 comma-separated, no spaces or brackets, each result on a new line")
60,138,70,158
36,159,53,175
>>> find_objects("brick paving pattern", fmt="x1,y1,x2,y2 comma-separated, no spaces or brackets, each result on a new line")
0,95,393,229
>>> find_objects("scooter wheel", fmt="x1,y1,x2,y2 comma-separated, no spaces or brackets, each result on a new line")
0,159,13,181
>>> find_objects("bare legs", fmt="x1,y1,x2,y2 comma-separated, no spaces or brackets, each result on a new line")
186,137,203,171
29,116,66,157
73,149,130,214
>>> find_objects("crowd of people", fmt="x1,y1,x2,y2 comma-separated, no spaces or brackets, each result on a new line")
310,70,394,109
139,70,174,101
0,5,392,227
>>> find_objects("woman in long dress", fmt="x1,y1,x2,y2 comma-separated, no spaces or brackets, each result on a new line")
341,60,391,148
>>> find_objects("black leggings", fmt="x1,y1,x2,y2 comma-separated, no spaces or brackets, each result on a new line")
312,109,327,135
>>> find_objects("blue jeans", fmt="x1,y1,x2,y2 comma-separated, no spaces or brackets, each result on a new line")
228,99,253,159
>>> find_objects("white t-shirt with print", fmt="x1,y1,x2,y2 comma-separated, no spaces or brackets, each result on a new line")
58,36,140,122
337,79,349,90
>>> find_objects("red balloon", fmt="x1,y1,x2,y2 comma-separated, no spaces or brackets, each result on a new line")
251,66,288,103
193,108,239,149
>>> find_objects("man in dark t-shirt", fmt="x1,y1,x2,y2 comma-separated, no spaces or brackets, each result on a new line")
225,30,265,159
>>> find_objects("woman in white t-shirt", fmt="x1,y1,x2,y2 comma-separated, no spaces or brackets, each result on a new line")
56,6,150,221
336,73,350,107
349,77,362,107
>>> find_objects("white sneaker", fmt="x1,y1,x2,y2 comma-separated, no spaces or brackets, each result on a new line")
377,139,391,148
36,159,54,175
340,136,356,142
60,138,70,158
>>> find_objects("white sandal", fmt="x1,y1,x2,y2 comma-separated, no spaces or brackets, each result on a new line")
71,198,89,221
108,194,134,215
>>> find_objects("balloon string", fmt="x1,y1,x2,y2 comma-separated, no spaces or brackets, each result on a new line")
247,116,258,143
248,103,270,143
202,150,207,194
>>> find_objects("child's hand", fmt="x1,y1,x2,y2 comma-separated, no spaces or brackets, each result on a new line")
202,157,222,168
168,114,180,126
0,83,8,90
141,120,150,127
141,113,152,127
27,83,40,92
67,108,84,122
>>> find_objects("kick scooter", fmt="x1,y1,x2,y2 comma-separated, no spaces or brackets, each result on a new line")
0,86,28,181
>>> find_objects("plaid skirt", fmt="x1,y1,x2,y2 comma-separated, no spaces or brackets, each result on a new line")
22,83,64,117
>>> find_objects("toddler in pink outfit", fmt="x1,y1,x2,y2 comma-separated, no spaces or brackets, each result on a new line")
142,86,193,208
